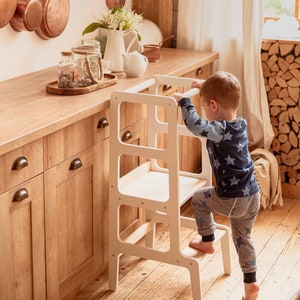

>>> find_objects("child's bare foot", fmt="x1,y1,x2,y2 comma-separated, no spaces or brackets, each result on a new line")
242,282,260,300
189,236,215,254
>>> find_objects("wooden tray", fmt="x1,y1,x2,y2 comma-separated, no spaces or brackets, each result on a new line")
46,73,117,95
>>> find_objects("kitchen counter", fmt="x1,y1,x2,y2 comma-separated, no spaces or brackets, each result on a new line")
0,48,218,156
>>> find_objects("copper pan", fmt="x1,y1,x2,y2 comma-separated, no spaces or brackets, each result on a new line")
0,0,17,28
35,0,70,40
10,0,43,31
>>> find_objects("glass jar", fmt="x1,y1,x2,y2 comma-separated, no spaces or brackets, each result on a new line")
82,39,101,58
57,51,77,89
72,45,103,87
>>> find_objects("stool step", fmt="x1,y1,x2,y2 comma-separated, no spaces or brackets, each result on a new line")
181,228,227,259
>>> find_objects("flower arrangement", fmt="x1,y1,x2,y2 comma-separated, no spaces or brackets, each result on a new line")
82,6,143,36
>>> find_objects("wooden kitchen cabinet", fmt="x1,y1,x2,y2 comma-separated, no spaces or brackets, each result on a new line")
0,175,46,300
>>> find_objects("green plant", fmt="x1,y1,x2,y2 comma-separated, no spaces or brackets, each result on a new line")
82,6,143,38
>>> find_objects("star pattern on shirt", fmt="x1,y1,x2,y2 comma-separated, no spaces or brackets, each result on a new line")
225,155,235,166
242,186,251,196
213,158,221,169
237,143,244,152
229,176,239,185
224,132,233,141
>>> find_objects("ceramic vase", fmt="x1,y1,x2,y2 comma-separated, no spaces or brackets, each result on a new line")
103,29,125,72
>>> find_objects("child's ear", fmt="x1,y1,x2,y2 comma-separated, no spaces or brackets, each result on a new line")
210,99,218,111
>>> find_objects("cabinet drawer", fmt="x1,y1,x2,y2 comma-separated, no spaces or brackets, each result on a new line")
183,63,213,80
0,139,43,194
44,110,110,169
44,103,145,169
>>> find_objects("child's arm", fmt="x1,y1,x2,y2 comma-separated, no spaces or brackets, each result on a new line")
172,79,205,103
173,92,184,103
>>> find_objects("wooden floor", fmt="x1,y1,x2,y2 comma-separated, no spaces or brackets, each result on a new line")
74,197,300,300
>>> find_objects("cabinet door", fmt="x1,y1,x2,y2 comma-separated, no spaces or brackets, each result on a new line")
0,175,46,300
44,144,102,299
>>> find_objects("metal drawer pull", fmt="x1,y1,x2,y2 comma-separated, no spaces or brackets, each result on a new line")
122,131,132,142
196,68,203,76
69,158,83,170
97,117,109,128
11,156,28,170
13,188,29,202
163,84,172,91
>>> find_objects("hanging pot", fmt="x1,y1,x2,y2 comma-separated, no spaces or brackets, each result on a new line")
0,0,17,28
35,0,70,39
10,0,43,32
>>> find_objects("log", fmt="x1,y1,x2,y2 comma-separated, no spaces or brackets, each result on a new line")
278,133,288,143
286,54,295,64
261,52,269,62
279,43,294,56
281,149,299,166
270,106,281,117
290,69,300,82
282,71,294,80
280,141,291,153
292,121,299,133
276,76,288,87
293,107,300,123
278,110,289,122
267,89,278,102
278,57,290,73
269,42,279,55
270,98,287,107
278,121,290,133
283,97,297,106
288,87,299,102
267,54,278,69
287,78,300,87
289,131,298,148
271,138,280,152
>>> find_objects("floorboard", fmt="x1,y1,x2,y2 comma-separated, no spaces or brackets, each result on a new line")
74,197,300,300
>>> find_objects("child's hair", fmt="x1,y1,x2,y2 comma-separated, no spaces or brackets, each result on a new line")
200,71,241,110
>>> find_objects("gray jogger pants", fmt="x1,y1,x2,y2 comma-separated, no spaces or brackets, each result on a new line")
191,186,260,274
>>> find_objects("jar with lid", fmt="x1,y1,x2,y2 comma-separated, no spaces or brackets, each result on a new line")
72,45,103,87
82,39,101,58
57,51,77,89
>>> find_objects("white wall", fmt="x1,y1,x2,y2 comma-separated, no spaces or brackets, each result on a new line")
0,0,132,82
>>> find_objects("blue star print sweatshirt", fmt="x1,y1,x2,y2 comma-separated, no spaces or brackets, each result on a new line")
179,97,259,198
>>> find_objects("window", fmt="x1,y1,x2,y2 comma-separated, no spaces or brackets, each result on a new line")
263,0,300,39
264,0,300,22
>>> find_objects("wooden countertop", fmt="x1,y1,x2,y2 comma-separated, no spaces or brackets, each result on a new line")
0,48,218,155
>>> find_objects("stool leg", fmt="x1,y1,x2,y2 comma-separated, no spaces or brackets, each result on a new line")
188,260,203,300
109,252,120,291
221,231,231,275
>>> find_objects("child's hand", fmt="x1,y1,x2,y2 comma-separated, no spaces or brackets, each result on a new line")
173,92,184,103
191,79,205,89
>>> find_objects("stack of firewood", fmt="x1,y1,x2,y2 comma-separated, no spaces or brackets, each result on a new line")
261,40,300,185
